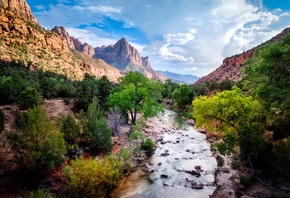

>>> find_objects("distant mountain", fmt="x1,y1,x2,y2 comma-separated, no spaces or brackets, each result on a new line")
158,70,199,84
196,27,290,84
52,26,166,80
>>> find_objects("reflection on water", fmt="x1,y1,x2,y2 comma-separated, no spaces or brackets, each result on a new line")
111,110,217,198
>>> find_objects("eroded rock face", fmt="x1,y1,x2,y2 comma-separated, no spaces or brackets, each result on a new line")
0,0,38,25
196,27,290,84
94,38,166,80
51,26,75,49
0,6,121,82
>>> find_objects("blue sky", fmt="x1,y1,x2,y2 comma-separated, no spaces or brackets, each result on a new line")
26,0,290,77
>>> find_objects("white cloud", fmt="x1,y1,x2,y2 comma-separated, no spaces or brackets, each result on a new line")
74,5,122,13
29,0,290,77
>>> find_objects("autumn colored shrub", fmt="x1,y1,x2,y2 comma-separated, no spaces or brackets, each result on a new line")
63,155,122,197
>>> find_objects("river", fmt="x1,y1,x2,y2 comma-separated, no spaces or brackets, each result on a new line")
111,110,217,198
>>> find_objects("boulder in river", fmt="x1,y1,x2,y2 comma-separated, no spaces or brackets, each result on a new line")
191,182,204,189
160,174,169,178
186,119,195,126
161,152,170,157
185,170,201,177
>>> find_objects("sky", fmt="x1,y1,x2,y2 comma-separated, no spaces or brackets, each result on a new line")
26,0,290,77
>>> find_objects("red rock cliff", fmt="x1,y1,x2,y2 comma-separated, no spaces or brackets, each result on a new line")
196,27,290,84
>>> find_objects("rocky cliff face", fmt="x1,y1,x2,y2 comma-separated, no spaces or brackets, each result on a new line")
0,0,38,25
52,26,166,80
196,27,290,84
0,5,121,81
95,38,143,69
51,26,96,57
94,38,166,80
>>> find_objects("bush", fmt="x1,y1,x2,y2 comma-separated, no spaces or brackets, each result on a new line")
231,160,240,170
141,138,155,155
59,114,81,145
24,188,54,198
239,175,253,189
63,155,122,198
80,100,112,153
8,106,66,174
17,86,41,109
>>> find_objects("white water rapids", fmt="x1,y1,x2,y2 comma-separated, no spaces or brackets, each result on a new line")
111,110,217,198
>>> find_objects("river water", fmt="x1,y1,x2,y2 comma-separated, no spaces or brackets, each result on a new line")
111,110,217,198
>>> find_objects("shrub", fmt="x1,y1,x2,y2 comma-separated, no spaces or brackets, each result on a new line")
59,114,81,145
239,175,253,189
24,188,54,198
8,106,66,174
17,86,41,109
231,160,240,170
141,138,155,155
80,100,112,153
63,155,122,198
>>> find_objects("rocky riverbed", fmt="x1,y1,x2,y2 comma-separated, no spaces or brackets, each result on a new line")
111,110,218,198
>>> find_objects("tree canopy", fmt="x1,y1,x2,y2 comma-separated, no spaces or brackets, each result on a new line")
108,71,164,125
192,86,265,156
243,34,290,139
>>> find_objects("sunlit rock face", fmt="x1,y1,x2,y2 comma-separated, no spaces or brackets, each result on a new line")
0,0,38,25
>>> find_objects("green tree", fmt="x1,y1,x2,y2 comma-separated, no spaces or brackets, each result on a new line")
17,86,41,109
172,84,193,109
75,74,98,111
243,34,290,139
192,87,266,171
108,71,164,125
80,100,112,153
97,75,114,110
192,82,209,98
8,106,66,173
162,79,180,99
60,114,81,145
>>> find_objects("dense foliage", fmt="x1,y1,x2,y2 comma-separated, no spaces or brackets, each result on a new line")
63,155,122,198
79,100,112,153
108,71,164,125
8,106,66,174
243,34,290,139
193,87,266,157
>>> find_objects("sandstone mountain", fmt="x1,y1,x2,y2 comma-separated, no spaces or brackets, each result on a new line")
196,27,290,84
94,38,166,80
0,0,121,81
52,26,166,80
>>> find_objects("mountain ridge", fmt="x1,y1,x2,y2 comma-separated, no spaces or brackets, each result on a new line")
0,1,121,82
157,70,199,84
196,27,290,84
52,26,166,80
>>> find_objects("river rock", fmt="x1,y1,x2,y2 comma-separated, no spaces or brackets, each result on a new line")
160,174,169,178
197,128,207,134
161,140,167,144
185,170,201,177
186,119,195,126
161,153,170,157
195,165,202,171
191,183,204,189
